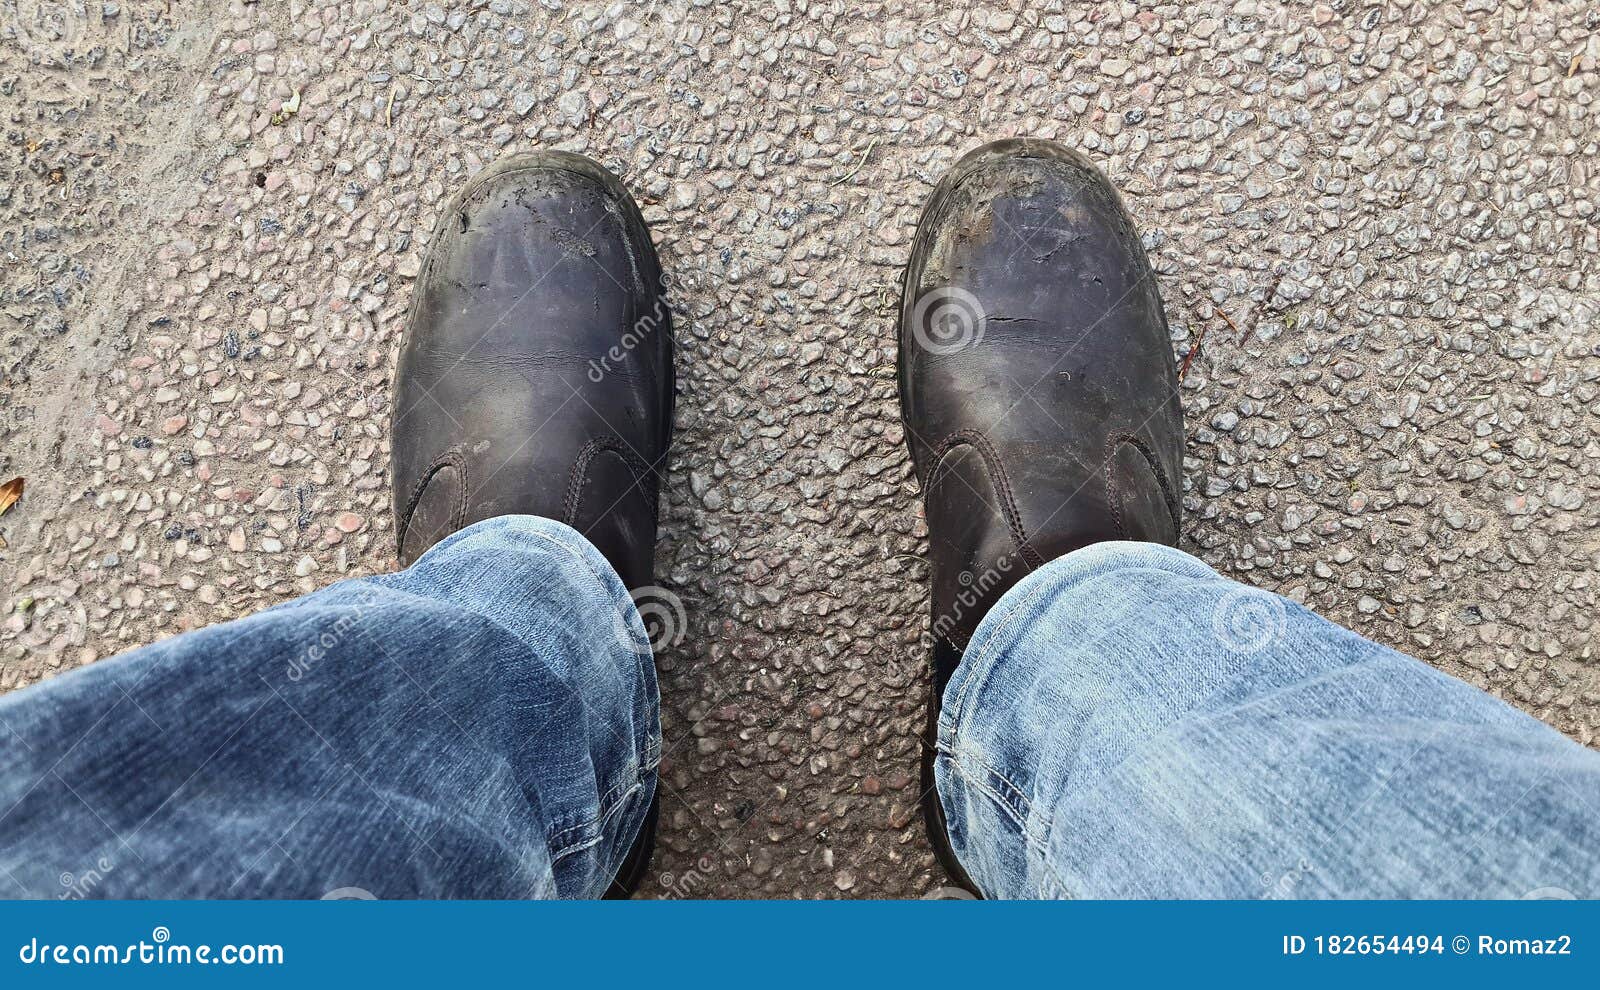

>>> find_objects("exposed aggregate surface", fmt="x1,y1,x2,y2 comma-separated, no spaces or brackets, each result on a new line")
3,0,1598,898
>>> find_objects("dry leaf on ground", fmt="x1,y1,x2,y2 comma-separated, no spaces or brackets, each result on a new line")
0,477,24,517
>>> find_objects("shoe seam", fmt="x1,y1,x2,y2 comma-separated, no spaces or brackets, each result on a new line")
396,448,469,557
1103,432,1183,540
562,436,662,530
938,433,1181,723
930,429,1046,571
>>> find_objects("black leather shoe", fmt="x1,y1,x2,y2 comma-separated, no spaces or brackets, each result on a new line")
899,139,1183,894
390,152,672,898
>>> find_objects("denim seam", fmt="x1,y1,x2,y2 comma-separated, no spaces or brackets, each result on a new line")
944,564,1172,745
544,754,659,847
943,752,1076,899
548,777,649,863
547,760,653,840
944,750,1037,827
514,526,661,780
941,751,1054,859
484,524,657,856
949,750,1041,827
640,733,662,769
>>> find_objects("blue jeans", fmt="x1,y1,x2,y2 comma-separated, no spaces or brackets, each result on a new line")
938,541,1600,899
0,517,657,899
1,519,1595,898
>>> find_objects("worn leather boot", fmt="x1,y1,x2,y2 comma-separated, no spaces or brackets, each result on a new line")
391,152,673,897
899,139,1183,893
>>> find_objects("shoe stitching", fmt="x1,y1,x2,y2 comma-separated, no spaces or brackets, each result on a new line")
941,624,973,652
396,448,468,558
562,436,663,529
930,429,1046,570
925,430,1044,653
945,436,1179,724
1102,432,1182,540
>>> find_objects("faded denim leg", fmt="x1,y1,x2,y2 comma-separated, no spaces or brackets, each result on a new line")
0,516,657,899
938,540,1600,899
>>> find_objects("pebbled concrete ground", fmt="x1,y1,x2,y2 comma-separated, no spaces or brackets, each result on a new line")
2,1,1598,899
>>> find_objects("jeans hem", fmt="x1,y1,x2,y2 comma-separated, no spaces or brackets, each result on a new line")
937,750,1072,899
548,774,656,864
934,540,1215,898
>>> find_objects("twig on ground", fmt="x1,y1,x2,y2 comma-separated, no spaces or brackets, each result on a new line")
1179,318,1215,381
831,138,878,187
